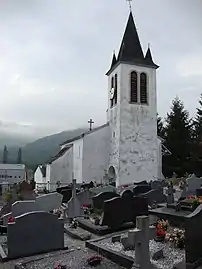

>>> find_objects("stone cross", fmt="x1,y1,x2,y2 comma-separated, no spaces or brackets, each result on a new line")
72,178,77,198
132,216,156,269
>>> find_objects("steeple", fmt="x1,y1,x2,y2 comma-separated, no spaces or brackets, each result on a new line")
110,52,117,69
144,46,159,69
117,12,144,63
106,12,159,75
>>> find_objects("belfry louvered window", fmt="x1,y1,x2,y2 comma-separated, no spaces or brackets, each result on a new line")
130,71,138,103
110,77,114,108
140,73,148,104
114,74,117,105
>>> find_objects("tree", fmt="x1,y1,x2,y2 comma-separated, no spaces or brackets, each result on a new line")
3,145,8,164
163,97,192,176
157,113,165,138
193,94,202,140
17,148,22,164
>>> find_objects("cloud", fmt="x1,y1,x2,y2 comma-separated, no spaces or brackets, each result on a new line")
0,0,201,135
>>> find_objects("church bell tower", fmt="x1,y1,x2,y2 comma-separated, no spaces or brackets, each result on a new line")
106,11,159,187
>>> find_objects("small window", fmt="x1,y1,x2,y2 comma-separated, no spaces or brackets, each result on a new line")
140,73,148,104
114,74,117,105
130,71,138,103
110,76,114,108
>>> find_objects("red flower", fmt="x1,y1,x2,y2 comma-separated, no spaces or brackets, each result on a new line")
156,229,165,236
187,195,196,199
8,216,15,223
82,204,90,208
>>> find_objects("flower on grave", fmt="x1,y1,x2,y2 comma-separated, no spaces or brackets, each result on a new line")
187,195,197,200
156,229,165,237
156,219,169,231
169,228,185,249
87,255,102,266
8,216,15,223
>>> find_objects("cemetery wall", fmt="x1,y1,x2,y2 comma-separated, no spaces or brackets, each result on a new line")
49,146,73,191
82,125,110,184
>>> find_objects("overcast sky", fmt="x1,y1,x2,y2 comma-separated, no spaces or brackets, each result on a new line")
0,0,201,136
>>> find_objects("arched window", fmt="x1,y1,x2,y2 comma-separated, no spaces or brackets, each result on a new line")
140,73,148,104
110,76,114,108
114,74,117,105
130,71,138,103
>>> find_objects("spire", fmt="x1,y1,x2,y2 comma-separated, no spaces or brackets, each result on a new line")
117,12,144,63
144,46,159,69
110,51,117,69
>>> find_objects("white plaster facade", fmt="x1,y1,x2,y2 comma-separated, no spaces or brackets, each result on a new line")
108,64,159,186
34,165,47,190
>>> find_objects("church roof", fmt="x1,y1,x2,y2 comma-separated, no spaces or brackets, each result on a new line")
39,165,46,177
106,12,159,75
60,123,109,146
49,144,73,163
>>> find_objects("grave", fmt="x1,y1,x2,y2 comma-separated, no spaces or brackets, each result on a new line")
0,211,65,259
36,192,63,211
186,174,202,196
139,188,167,206
67,179,83,219
133,185,151,196
86,215,185,269
92,192,120,210
77,193,148,235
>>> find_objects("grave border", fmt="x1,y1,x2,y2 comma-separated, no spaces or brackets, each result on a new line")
14,249,74,269
85,232,134,268
0,242,69,262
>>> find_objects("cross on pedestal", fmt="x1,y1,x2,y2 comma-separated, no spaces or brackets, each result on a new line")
88,119,94,131
131,216,156,269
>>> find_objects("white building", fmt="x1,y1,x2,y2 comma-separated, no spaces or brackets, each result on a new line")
48,11,162,189
34,165,47,190
0,163,26,194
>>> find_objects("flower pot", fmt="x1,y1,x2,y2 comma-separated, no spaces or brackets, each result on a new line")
155,235,165,242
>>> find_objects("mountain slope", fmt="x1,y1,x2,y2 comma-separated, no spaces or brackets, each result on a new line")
0,128,87,170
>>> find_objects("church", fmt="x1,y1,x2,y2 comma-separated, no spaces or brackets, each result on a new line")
45,10,162,191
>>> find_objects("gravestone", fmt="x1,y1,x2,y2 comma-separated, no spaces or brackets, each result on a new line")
7,211,64,259
12,200,40,217
134,181,148,186
92,192,120,210
186,174,202,196
167,183,174,204
133,185,151,196
151,181,163,190
132,216,156,269
67,179,83,219
77,189,94,206
61,189,72,203
91,185,116,195
139,188,166,206
185,204,202,266
36,192,63,211
100,196,148,228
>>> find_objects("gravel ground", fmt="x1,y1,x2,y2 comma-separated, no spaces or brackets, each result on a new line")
1,232,123,269
100,233,185,269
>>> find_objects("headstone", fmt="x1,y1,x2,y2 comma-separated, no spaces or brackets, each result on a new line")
186,174,202,196
167,183,174,204
139,188,166,206
36,192,63,211
93,192,120,210
134,181,148,186
120,189,134,199
132,216,156,268
91,185,116,195
61,189,72,203
185,204,202,266
67,179,83,219
100,196,148,228
7,211,64,259
12,200,40,217
151,181,163,190
77,189,94,206
133,185,151,196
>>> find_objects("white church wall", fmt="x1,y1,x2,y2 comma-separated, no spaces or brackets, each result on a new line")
118,63,158,185
157,138,162,180
73,139,83,183
82,125,110,184
49,146,73,191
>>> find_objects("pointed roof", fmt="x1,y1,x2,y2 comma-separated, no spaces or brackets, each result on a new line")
117,12,144,62
110,52,117,69
144,47,159,68
106,12,159,75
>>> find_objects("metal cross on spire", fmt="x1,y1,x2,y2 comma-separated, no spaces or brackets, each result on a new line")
126,0,132,12
88,119,94,131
